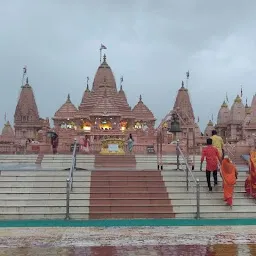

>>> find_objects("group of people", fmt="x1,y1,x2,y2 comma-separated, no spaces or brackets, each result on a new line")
200,130,238,207
200,130,256,207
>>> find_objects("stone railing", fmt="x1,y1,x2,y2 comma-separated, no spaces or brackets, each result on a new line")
0,143,16,154
58,142,155,154
225,141,236,158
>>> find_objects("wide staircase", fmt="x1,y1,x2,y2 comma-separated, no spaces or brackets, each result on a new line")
89,170,174,219
0,153,254,220
94,154,136,168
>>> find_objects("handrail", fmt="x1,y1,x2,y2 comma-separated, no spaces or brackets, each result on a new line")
176,140,200,219
65,139,78,220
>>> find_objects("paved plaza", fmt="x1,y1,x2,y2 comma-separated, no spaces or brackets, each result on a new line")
1,226,256,255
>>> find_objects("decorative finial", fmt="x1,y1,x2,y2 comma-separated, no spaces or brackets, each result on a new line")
86,76,89,90
103,54,106,62
26,77,29,84
120,76,123,90
67,93,71,102
246,97,248,107
139,95,142,102
181,81,184,88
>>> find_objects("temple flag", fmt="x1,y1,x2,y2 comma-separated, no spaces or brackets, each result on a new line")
100,44,107,50
226,92,229,103
186,70,190,79
23,65,27,74
120,76,123,83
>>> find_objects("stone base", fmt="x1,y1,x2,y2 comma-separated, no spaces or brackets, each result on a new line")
94,154,136,168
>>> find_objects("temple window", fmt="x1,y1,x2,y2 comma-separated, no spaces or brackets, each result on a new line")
81,120,91,131
60,122,67,129
99,120,112,130
134,121,142,129
60,121,76,129
120,120,128,131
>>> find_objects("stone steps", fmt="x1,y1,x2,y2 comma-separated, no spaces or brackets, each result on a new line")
162,167,256,219
0,169,91,220
89,170,175,219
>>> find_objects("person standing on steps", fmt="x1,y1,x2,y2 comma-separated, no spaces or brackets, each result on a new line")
211,130,225,160
220,155,238,208
200,138,222,191
127,134,134,154
51,134,59,155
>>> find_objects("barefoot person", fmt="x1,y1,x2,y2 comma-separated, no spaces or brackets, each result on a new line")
220,155,238,207
200,138,222,191
245,151,256,198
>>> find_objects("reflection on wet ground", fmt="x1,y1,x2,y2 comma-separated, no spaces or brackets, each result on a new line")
2,245,256,256
1,226,256,255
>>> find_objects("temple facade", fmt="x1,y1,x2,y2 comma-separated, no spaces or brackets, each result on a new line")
52,54,155,151
1,51,255,156
211,94,256,144
158,81,204,154
0,54,156,153
204,94,256,159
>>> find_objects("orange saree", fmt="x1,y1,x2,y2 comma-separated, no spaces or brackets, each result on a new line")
221,158,237,206
245,151,256,198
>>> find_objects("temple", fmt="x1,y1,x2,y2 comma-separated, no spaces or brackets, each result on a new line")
158,81,203,153
0,52,255,158
0,54,156,153
211,94,256,157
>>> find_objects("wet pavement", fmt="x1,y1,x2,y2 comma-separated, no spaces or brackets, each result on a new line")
1,226,256,255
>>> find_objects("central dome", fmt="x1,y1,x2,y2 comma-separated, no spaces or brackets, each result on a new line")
92,54,117,92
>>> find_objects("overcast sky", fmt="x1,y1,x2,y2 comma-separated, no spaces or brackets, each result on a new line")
0,0,256,131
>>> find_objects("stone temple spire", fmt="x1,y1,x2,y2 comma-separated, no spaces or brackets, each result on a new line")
173,81,195,122
92,53,117,92
14,78,41,138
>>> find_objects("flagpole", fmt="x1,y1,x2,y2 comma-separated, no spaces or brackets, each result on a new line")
186,71,189,89
100,48,102,64
22,71,25,87
22,66,27,87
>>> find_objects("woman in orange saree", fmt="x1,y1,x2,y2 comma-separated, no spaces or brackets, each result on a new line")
221,156,238,207
245,151,256,198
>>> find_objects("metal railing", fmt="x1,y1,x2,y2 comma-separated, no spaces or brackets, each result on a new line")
176,140,200,219
65,139,78,220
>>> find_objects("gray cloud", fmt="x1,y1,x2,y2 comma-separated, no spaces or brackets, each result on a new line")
0,0,256,131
